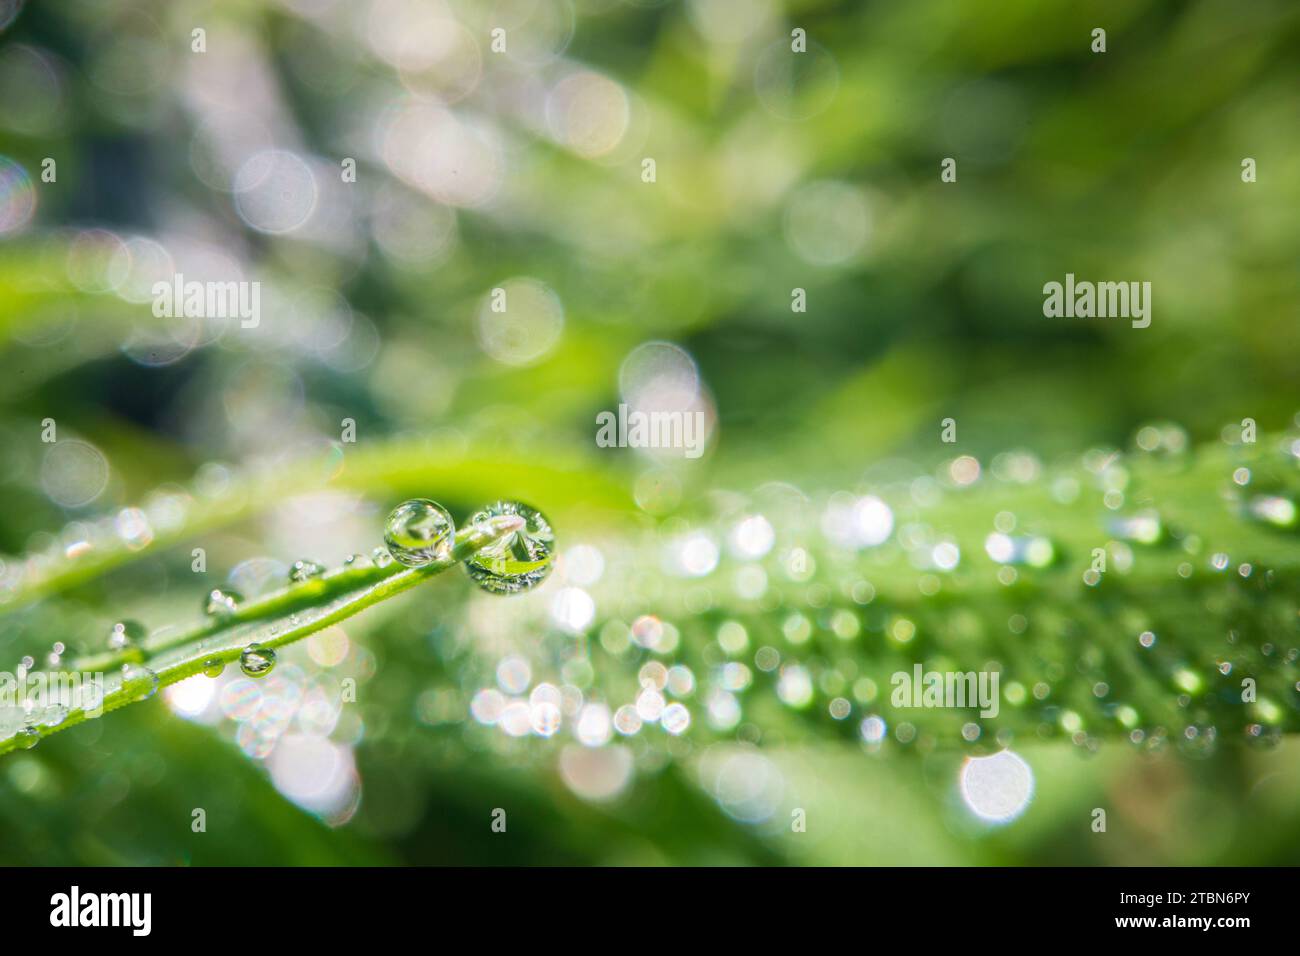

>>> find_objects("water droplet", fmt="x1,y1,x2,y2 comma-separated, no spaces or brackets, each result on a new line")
120,663,159,700
81,681,105,715
16,727,39,749
464,501,555,594
343,552,372,569
204,588,243,618
0,706,23,740
202,658,225,678
37,704,69,728
384,498,455,568
288,559,326,582
107,620,147,659
239,643,277,678
371,547,394,569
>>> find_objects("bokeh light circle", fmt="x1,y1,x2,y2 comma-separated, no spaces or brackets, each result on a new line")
784,180,871,266
0,156,35,236
233,149,319,234
475,277,564,366
959,750,1034,823
40,440,110,508
754,38,840,121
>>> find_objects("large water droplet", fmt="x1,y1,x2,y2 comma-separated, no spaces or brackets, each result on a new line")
289,559,326,583
204,588,243,618
384,498,455,568
464,501,555,594
0,705,25,740
37,704,69,728
239,643,277,678
81,681,105,715
120,663,159,701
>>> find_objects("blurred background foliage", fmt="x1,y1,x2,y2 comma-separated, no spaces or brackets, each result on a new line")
0,0,1298,864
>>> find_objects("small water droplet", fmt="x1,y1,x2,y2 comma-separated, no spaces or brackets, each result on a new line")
343,552,372,569
202,658,225,678
239,643,277,678
464,501,555,594
204,588,243,618
384,498,455,568
120,663,159,700
16,727,39,749
371,547,394,569
289,559,326,582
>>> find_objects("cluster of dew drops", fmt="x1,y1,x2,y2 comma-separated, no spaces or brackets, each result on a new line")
1,498,553,751
177,498,551,686
199,498,552,689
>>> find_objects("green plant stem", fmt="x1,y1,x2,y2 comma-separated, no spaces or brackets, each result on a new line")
0,516,521,757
